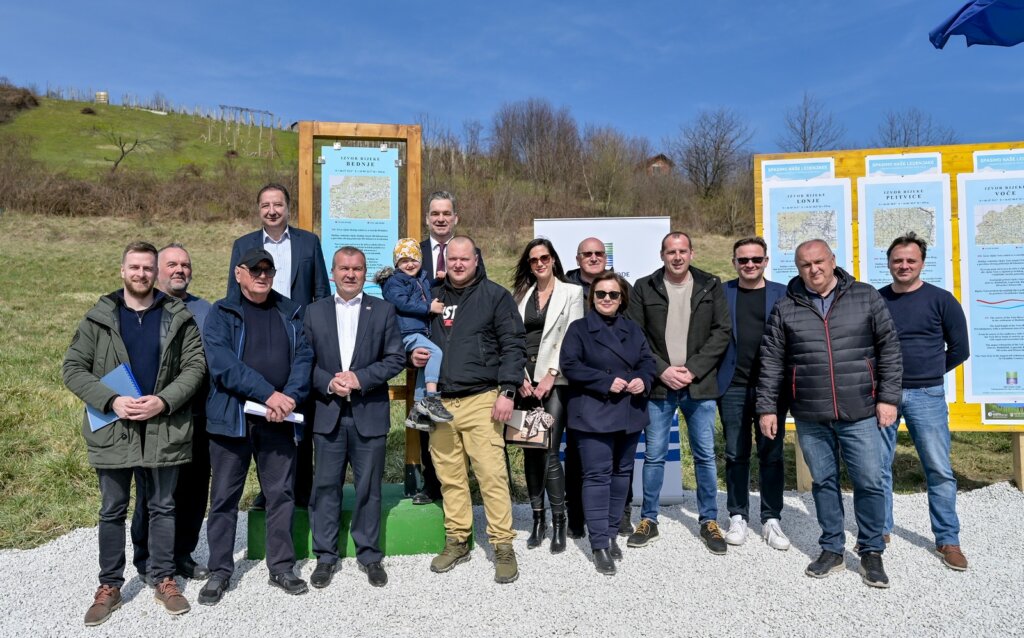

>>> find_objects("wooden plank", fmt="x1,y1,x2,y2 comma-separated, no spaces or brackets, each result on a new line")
1013,433,1024,491
406,125,423,240
311,121,413,140
792,432,813,493
297,121,314,232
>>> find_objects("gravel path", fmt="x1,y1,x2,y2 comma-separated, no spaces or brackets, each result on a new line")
2,483,1022,637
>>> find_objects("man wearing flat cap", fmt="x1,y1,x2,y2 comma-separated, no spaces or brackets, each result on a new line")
199,247,314,604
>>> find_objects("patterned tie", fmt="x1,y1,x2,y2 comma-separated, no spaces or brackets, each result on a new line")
436,242,446,275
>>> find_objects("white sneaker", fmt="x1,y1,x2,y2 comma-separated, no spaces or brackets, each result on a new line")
724,515,747,546
762,518,791,551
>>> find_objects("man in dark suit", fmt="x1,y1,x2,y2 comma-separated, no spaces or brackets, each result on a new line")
411,190,485,504
303,247,406,588
715,237,790,551
228,183,330,508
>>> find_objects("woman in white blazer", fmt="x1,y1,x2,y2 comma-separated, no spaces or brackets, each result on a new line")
512,238,585,554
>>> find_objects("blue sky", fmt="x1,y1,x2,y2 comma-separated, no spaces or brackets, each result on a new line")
3,1,1022,152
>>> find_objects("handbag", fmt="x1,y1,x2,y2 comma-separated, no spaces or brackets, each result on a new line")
503,407,555,449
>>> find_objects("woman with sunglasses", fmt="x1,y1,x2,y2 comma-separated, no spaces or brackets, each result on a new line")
559,270,656,575
511,238,585,553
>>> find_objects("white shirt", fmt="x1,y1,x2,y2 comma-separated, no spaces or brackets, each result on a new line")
263,228,292,299
334,292,363,373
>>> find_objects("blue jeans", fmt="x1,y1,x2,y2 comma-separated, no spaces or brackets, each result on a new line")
880,385,959,546
796,416,886,554
643,390,718,523
404,333,442,401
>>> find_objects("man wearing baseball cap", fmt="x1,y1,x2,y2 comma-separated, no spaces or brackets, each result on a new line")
199,247,314,604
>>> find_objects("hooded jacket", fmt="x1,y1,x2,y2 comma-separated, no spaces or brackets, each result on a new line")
62,292,206,469
756,267,903,423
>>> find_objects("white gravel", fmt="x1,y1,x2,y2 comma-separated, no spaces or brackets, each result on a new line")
2,483,1022,637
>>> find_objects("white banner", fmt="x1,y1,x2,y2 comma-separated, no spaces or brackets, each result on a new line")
533,216,671,285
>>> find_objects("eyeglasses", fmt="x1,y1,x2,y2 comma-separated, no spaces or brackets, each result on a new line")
579,251,605,259
734,256,766,265
244,266,277,278
594,290,621,300
528,254,552,266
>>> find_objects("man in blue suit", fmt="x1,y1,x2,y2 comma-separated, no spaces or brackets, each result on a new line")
716,237,790,551
303,247,406,589
228,183,331,508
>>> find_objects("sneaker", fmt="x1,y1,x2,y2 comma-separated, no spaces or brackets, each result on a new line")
404,411,433,432
626,518,659,548
724,515,747,546
154,577,191,615
700,520,728,555
859,552,890,588
937,544,969,571
762,518,791,551
84,585,122,626
430,537,471,573
416,396,454,422
197,577,228,606
806,550,845,578
493,543,519,584
268,571,308,595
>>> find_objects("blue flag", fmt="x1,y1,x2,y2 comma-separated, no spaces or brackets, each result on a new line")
931,0,1024,48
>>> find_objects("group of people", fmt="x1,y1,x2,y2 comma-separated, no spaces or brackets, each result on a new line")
62,184,971,627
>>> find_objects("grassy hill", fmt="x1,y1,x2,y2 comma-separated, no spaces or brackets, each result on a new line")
2,97,298,178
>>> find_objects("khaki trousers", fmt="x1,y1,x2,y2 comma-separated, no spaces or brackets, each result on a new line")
429,390,515,545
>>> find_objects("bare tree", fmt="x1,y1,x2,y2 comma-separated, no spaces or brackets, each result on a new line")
579,126,650,213
874,108,958,147
97,127,158,172
777,91,846,152
669,108,753,198
490,98,580,200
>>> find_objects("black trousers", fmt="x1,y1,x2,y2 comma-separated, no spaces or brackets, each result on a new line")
419,429,442,499
522,385,567,514
207,416,297,579
132,418,210,572
575,429,640,551
310,410,387,566
718,383,786,523
97,466,178,587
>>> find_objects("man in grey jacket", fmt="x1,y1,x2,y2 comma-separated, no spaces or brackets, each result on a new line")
758,239,902,589
62,241,206,625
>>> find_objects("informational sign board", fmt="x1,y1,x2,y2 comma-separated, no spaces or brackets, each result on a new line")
534,216,671,285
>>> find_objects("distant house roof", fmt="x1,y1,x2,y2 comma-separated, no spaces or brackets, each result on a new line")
643,153,674,175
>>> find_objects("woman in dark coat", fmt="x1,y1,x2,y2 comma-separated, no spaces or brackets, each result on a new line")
559,271,656,575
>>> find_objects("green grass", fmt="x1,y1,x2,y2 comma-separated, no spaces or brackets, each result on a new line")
0,211,1014,549
4,98,298,178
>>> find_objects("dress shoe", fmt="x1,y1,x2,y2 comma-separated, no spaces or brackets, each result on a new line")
197,578,228,606
610,538,623,560
310,561,338,589
359,561,388,587
175,556,211,580
592,548,616,575
268,571,308,595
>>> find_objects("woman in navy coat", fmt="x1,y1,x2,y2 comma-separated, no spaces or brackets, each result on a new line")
559,270,656,575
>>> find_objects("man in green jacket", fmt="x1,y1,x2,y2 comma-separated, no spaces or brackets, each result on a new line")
62,241,206,626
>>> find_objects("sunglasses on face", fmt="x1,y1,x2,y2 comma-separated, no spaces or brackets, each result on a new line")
734,256,766,265
594,290,621,300
529,254,552,266
579,251,605,259
245,266,277,278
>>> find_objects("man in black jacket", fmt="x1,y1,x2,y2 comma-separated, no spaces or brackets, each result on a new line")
424,236,526,584
626,232,731,554
757,239,902,589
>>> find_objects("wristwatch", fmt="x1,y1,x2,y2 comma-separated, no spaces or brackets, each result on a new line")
500,387,516,400
548,368,560,378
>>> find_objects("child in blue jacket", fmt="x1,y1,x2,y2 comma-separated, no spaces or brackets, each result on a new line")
377,238,453,429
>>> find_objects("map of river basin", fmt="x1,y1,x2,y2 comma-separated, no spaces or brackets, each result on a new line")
872,207,936,249
328,176,391,220
775,210,837,250
974,203,1024,245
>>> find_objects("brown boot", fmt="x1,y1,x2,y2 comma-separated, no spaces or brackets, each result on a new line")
154,577,191,615
84,584,122,626
937,545,969,571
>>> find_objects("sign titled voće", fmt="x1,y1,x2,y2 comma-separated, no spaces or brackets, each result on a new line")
533,216,671,286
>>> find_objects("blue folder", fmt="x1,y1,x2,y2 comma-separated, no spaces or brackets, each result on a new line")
86,364,143,432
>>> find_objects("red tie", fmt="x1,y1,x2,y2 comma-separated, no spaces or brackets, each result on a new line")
436,242,446,275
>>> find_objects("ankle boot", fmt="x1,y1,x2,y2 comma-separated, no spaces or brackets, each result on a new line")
550,513,567,554
527,510,547,549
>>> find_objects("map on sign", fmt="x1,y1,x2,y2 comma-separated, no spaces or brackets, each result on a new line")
974,204,1024,245
328,176,391,220
775,211,837,250
872,206,936,248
